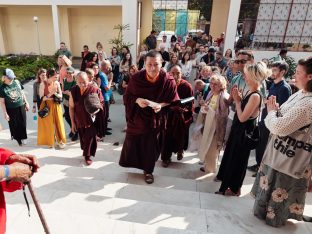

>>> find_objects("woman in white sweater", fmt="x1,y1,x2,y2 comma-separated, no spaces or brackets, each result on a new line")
251,57,312,227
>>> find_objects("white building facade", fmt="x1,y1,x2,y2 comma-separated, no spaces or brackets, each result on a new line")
0,0,153,56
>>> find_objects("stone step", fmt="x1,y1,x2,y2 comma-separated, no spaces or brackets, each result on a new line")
28,173,250,211
25,172,312,218
6,187,311,234
7,204,200,234
36,160,255,196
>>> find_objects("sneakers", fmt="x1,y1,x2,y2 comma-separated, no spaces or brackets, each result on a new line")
247,164,259,172
55,141,66,149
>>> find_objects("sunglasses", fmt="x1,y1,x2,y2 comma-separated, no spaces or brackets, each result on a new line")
234,59,247,64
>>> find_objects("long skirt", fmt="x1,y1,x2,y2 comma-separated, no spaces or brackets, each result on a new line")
188,112,205,152
7,105,27,142
78,125,97,157
251,163,310,227
198,107,219,173
119,131,161,174
37,100,66,147
216,117,253,194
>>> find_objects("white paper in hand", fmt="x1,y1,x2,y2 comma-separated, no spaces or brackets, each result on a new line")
145,99,161,109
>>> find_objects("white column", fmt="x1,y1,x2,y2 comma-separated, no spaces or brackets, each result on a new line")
51,4,61,50
0,9,7,55
224,0,242,54
122,0,138,57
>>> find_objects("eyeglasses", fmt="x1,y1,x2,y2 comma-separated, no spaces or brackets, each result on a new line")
234,59,247,64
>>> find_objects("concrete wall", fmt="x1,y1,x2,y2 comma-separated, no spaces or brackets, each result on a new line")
58,7,71,51
139,0,153,44
68,6,122,56
210,0,230,39
0,6,55,55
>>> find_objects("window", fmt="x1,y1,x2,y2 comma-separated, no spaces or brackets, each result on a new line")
236,0,312,52
152,0,212,36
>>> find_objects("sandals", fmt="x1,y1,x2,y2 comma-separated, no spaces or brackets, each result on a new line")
177,152,184,161
224,188,241,197
85,156,93,166
162,159,171,168
144,173,154,184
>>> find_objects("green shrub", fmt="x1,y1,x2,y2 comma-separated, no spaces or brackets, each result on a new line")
0,55,57,83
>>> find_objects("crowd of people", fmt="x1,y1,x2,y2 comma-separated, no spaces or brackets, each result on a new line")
0,30,312,230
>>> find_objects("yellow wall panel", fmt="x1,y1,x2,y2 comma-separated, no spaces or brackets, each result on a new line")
68,6,122,56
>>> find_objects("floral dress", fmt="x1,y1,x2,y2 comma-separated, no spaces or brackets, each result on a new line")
251,163,311,227
251,90,312,227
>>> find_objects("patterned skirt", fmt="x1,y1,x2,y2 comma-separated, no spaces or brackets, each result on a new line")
251,163,311,227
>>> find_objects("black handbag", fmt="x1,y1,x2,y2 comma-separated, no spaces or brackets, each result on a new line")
244,125,260,150
243,90,261,150
53,94,62,104
38,101,49,118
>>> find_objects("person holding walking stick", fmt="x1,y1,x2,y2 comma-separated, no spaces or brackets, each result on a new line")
0,148,39,234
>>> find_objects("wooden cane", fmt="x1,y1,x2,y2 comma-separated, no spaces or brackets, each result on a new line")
27,182,51,234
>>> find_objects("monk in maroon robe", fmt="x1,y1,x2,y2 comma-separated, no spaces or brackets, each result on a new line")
69,72,105,165
161,65,194,167
119,51,179,184
0,148,39,233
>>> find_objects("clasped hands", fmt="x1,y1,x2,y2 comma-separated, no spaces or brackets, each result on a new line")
230,85,242,104
6,154,40,183
266,95,279,113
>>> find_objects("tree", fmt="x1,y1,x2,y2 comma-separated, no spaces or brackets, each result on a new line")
109,24,134,53
188,0,213,21
238,0,260,21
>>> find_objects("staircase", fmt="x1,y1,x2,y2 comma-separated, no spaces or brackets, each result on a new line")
2,81,312,234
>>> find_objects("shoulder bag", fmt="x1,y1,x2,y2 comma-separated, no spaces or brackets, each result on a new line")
38,101,49,118
262,124,312,179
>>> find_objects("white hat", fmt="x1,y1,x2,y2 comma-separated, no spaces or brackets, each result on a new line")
4,68,16,80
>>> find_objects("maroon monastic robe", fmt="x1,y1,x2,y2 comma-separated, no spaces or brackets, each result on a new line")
119,69,179,173
0,148,23,234
161,79,194,160
71,85,105,157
